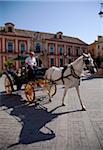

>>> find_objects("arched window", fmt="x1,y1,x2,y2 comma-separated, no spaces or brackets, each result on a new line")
35,43,40,53
50,58,54,66
76,48,82,56
8,41,13,52
59,47,63,55
21,42,25,53
50,44,54,54
68,48,71,56
8,27,13,32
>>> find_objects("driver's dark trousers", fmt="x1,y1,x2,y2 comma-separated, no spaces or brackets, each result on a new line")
28,67,37,80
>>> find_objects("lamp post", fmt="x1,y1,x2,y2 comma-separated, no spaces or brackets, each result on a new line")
98,2,103,67
98,2,103,18
98,2,103,36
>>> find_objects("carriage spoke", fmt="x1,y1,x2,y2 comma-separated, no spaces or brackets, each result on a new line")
4,76,13,94
25,82,35,103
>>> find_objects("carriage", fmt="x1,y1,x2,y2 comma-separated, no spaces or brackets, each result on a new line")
3,57,56,103
3,53,96,111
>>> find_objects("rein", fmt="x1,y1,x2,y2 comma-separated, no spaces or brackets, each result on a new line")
70,65,80,79
51,64,80,84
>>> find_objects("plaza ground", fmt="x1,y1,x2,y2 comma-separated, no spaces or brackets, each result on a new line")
0,76,103,150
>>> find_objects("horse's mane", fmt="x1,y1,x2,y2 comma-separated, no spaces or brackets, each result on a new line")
71,55,83,65
49,55,83,70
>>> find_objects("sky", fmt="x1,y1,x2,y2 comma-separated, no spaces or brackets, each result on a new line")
0,0,103,44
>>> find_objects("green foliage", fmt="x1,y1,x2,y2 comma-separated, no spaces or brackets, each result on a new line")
4,60,13,69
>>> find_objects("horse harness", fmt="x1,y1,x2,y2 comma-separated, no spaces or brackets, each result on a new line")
51,64,80,85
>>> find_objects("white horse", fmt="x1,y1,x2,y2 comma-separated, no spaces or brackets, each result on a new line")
45,53,97,111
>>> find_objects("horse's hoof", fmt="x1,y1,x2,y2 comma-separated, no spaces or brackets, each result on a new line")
49,99,52,102
34,102,39,107
62,103,65,106
82,107,86,111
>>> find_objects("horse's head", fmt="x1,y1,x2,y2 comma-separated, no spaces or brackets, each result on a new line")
83,53,97,74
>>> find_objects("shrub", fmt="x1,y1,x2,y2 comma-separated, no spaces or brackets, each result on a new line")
4,60,13,69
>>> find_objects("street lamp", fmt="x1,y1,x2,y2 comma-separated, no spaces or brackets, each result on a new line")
98,2,103,36
98,11,103,17
98,2,103,18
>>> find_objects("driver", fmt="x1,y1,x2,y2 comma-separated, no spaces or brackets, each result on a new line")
25,51,37,79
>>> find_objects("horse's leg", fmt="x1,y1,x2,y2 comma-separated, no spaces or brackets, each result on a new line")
62,87,68,106
48,93,51,102
75,86,86,111
47,85,52,102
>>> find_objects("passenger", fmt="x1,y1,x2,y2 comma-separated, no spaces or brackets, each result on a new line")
25,51,37,79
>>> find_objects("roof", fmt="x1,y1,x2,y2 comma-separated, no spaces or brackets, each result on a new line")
5,22,15,26
0,22,88,45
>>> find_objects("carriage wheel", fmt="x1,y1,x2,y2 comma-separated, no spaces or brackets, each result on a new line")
25,82,35,103
49,84,57,97
4,76,13,94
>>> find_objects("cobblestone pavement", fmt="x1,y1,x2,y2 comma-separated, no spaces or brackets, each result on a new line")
0,75,103,150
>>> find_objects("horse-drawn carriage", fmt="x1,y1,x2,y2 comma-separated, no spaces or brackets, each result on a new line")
3,58,56,103
3,53,97,110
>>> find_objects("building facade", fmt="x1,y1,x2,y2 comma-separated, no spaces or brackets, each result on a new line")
89,36,103,59
88,36,103,68
0,22,88,71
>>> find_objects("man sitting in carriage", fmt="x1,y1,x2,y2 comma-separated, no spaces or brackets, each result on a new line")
25,51,37,79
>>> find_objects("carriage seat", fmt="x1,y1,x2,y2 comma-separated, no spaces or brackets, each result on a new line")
35,67,47,78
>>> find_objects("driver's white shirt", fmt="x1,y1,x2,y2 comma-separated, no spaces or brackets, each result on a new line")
25,56,37,69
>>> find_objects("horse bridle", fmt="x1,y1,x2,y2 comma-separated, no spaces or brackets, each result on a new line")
83,56,96,74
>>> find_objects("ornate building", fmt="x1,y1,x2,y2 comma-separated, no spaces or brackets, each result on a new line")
0,22,88,71
89,36,103,69
88,36,103,59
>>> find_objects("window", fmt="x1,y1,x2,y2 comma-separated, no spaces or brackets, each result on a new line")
59,47,63,55
58,34,62,39
8,27,12,32
50,44,54,54
0,39,1,51
56,32,63,39
82,49,85,53
76,48,81,56
35,43,40,53
60,58,63,66
78,48,82,56
50,58,54,66
21,42,25,53
8,41,13,52
68,48,71,56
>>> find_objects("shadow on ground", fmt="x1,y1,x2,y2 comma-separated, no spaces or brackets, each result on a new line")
0,94,82,147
